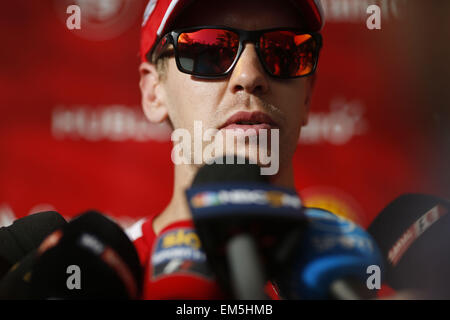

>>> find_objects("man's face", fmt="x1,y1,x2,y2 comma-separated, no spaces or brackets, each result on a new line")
140,0,316,178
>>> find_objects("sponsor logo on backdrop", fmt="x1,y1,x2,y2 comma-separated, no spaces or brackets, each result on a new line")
52,105,172,142
51,100,368,145
55,0,142,40
300,98,368,145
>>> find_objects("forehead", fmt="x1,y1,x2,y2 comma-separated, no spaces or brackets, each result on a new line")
171,0,306,30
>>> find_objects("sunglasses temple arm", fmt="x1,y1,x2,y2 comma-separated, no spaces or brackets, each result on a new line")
147,33,173,63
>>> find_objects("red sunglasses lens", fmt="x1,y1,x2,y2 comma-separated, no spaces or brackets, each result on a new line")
177,29,239,75
260,31,317,77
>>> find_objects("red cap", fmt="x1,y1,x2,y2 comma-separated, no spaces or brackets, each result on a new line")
140,0,324,62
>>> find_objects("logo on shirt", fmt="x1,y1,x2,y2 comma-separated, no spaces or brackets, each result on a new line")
151,228,214,280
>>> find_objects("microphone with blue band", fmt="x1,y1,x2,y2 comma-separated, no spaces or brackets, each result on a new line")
277,207,384,300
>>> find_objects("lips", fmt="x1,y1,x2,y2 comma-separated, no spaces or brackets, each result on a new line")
220,111,278,133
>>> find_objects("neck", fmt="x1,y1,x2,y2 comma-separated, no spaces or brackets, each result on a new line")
152,162,295,235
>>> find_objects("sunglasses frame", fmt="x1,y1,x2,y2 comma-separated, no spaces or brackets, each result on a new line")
147,25,323,79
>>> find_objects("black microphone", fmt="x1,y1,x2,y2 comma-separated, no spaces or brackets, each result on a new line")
0,249,38,299
367,193,450,298
29,210,143,299
0,211,67,279
185,157,307,299
0,210,144,300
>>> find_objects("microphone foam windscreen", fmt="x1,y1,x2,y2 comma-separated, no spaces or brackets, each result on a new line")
30,211,143,299
192,156,269,186
0,211,67,269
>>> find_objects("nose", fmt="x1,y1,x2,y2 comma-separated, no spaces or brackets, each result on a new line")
228,43,269,95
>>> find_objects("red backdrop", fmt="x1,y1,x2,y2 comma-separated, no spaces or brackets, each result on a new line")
0,0,446,229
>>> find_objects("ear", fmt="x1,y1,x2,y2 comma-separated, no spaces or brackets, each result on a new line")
301,73,317,126
139,62,168,123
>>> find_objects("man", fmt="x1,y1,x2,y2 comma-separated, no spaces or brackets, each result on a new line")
127,0,324,299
